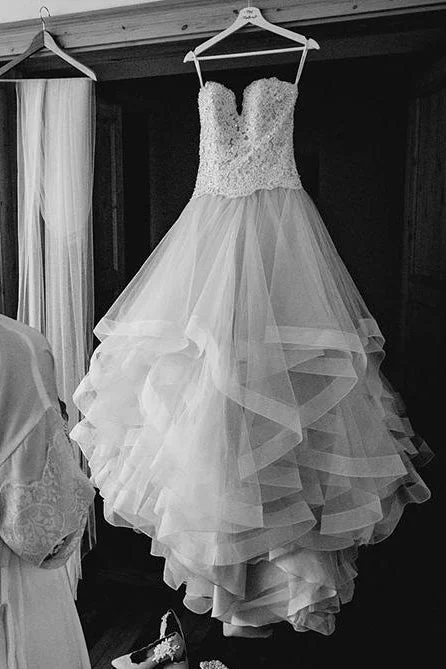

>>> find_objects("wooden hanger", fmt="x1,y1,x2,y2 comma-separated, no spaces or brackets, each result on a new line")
184,4,319,64
0,7,97,80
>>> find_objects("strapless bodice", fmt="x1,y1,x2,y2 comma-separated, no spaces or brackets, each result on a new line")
192,77,302,199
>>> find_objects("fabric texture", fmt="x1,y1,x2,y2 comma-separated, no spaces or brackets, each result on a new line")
0,408,94,569
16,78,95,436
72,77,431,635
0,547,92,669
15,77,97,588
193,78,301,198
0,315,94,669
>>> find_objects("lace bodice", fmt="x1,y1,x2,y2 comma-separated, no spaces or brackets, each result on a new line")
192,77,302,199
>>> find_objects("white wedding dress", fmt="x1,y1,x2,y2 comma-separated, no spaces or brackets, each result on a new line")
72,70,431,635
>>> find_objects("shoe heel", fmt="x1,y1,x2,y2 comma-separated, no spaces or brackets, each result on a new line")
111,658,130,669
162,610,188,666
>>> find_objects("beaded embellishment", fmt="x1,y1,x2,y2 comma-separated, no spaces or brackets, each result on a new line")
193,77,302,199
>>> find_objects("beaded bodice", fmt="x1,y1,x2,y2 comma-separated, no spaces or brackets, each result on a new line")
192,77,302,199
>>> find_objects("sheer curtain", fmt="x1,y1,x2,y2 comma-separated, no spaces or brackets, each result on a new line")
16,78,96,591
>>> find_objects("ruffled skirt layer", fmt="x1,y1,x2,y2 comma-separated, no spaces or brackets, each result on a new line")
72,187,430,635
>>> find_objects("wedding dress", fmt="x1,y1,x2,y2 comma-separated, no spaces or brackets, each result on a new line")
72,61,431,635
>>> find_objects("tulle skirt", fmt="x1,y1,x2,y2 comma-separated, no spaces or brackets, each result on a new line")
72,187,430,635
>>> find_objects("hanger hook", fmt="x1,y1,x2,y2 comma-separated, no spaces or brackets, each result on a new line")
39,6,51,32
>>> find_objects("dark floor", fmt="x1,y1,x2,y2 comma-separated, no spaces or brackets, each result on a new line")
76,509,440,669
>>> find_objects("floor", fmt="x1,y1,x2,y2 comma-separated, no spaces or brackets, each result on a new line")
76,501,439,669
76,516,349,669
76,556,279,669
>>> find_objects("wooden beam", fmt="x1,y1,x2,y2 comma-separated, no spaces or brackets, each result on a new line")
70,26,446,80
0,0,445,61
4,11,444,81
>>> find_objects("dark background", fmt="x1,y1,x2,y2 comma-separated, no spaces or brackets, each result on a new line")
77,52,440,669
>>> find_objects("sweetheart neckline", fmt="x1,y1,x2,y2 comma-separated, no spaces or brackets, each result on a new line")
198,76,298,115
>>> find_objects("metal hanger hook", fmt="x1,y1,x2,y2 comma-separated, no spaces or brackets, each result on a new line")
39,6,51,32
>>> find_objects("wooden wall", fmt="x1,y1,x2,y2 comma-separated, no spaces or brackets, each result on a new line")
402,56,446,510
0,0,444,62
0,85,17,317
0,3,445,82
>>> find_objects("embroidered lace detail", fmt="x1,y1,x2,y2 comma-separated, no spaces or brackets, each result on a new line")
0,409,95,567
192,77,302,199
152,633,183,663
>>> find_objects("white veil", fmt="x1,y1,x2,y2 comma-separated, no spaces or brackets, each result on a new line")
15,78,96,589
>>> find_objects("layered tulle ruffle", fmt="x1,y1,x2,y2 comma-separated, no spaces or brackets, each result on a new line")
72,187,430,634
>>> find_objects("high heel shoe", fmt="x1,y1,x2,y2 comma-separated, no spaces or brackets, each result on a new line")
111,609,189,669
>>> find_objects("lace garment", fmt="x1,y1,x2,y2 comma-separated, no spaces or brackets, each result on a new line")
192,77,302,199
0,408,95,568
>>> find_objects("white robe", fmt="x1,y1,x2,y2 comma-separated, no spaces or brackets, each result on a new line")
0,315,95,669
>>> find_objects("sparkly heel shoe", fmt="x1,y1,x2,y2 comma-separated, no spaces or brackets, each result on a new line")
111,609,188,669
